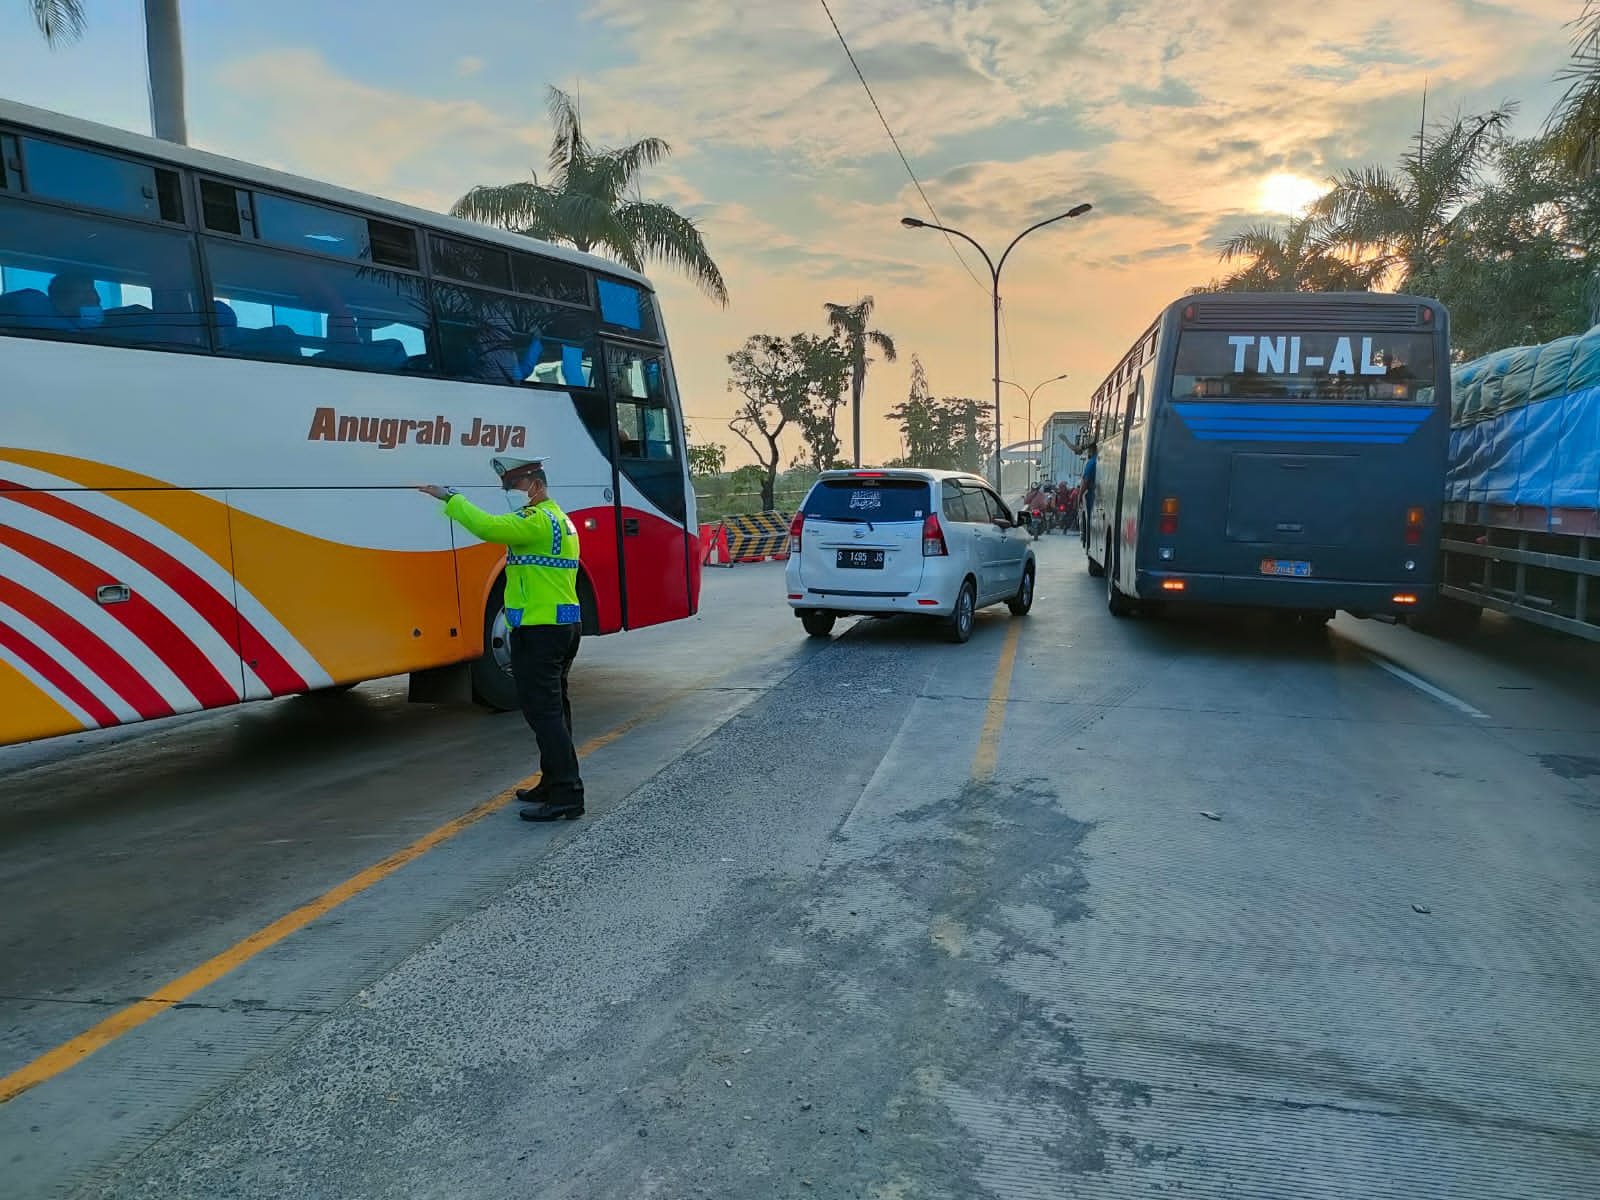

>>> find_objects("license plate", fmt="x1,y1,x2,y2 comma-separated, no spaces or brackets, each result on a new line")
836,549,885,570
1260,559,1312,578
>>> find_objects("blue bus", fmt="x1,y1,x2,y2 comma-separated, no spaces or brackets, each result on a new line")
1084,292,1451,624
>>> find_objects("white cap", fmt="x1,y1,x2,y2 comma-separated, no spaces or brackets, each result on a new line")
491,456,545,481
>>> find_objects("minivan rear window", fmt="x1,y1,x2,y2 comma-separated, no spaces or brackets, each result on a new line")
804,478,929,522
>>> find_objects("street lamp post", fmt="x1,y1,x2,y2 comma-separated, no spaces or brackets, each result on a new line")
901,205,1091,485
1000,373,1069,484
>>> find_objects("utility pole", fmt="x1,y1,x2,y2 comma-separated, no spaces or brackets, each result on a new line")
145,0,188,144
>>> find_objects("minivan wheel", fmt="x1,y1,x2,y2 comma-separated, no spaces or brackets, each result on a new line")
1008,563,1035,615
946,580,977,643
801,611,837,638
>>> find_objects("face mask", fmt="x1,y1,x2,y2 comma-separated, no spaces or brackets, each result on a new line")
77,305,104,328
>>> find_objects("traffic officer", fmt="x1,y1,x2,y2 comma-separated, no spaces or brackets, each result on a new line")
418,456,585,821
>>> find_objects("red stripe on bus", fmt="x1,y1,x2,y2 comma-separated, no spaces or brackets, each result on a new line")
0,524,237,709
0,576,169,720
0,485,307,694
0,614,121,728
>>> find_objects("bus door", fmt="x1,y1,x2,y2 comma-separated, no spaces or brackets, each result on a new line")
1107,375,1143,592
601,341,693,629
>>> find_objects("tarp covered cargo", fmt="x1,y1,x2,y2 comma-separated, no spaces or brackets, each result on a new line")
1448,328,1600,512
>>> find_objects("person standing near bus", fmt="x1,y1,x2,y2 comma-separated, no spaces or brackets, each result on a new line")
1079,445,1098,547
418,457,586,821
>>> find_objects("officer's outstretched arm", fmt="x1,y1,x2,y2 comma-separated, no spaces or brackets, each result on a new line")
442,494,549,550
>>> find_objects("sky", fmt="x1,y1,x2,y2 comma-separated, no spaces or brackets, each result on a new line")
0,0,1584,466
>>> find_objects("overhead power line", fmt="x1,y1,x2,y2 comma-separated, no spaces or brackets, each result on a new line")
816,0,987,292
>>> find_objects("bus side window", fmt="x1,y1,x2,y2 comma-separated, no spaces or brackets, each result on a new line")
0,200,205,349
432,282,598,388
203,238,432,371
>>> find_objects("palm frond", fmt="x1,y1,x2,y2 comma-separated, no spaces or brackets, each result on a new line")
546,86,592,177
450,179,551,229
590,137,672,205
1217,223,1289,264
31,0,86,45
868,329,897,361
615,200,729,305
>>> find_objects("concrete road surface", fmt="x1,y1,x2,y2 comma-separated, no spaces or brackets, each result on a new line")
1,539,1597,1198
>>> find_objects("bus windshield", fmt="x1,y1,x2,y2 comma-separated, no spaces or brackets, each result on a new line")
1174,330,1437,403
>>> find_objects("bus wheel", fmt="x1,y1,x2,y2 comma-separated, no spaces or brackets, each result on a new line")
1106,545,1134,618
470,577,520,712
1087,547,1105,578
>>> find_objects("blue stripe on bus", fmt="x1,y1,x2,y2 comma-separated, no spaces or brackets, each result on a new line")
1184,425,1433,438
1172,402,1429,423
1186,431,1411,443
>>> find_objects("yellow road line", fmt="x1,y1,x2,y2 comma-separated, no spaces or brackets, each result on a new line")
971,619,1023,781
0,699,666,1105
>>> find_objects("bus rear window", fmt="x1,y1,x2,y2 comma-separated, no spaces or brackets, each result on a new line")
805,478,929,522
1174,331,1437,402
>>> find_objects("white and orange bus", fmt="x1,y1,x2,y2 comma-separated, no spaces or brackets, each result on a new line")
0,99,700,746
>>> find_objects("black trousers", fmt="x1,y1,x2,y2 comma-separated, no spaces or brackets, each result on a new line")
510,623,583,797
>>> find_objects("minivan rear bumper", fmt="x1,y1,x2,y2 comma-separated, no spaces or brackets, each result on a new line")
1138,570,1436,615
788,558,965,617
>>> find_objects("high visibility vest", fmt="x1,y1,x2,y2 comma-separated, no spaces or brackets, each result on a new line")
444,494,582,627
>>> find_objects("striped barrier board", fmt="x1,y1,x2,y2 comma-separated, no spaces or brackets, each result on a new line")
723,512,791,562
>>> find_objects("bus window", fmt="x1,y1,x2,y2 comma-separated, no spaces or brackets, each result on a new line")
0,201,204,348
0,134,19,191
204,238,432,370
430,235,512,291
607,345,675,459
511,252,590,306
596,277,660,341
1173,330,1437,402
433,283,598,389
15,135,184,224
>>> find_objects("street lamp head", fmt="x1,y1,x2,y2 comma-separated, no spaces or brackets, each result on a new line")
1066,203,1093,218
900,216,927,228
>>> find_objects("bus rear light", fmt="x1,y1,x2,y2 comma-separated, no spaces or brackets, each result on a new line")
1405,507,1424,545
1393,593,1418,605
922,513,948,557
1161,580,1186,592
1159,496,1179,535
788,511,804,553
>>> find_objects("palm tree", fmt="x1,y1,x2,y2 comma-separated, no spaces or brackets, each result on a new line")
1213,214,1382,293
1314,107,1513,287
823,296,897,468
1548,2,1600,175
452,87,728,306
29,1,188,143
29,0,84,44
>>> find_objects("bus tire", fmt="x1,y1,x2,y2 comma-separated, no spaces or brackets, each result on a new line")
470,576,520,712
1106,542,1134,618
1087,548,1105,578
1411,595,1480,637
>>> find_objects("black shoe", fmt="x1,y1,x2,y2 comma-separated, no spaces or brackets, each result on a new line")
519,800,584,822
515,782,549,804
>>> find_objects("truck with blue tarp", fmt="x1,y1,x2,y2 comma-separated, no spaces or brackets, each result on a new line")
1435,330,1600,641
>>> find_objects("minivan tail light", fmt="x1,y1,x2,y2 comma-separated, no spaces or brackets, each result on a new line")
788,510,804,553
922,513,948,557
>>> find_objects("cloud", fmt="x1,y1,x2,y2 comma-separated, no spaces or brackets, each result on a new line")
457,56,485,78
204,48,542,206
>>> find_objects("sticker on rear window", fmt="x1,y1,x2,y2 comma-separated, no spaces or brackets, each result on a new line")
849,491,883,510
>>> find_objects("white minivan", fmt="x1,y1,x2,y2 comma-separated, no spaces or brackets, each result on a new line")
785,469,1036,642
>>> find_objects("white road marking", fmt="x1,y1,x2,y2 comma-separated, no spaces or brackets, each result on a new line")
1367,655,1491,721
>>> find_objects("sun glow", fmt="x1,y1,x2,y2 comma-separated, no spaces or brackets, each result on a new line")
1257,173,1326,217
